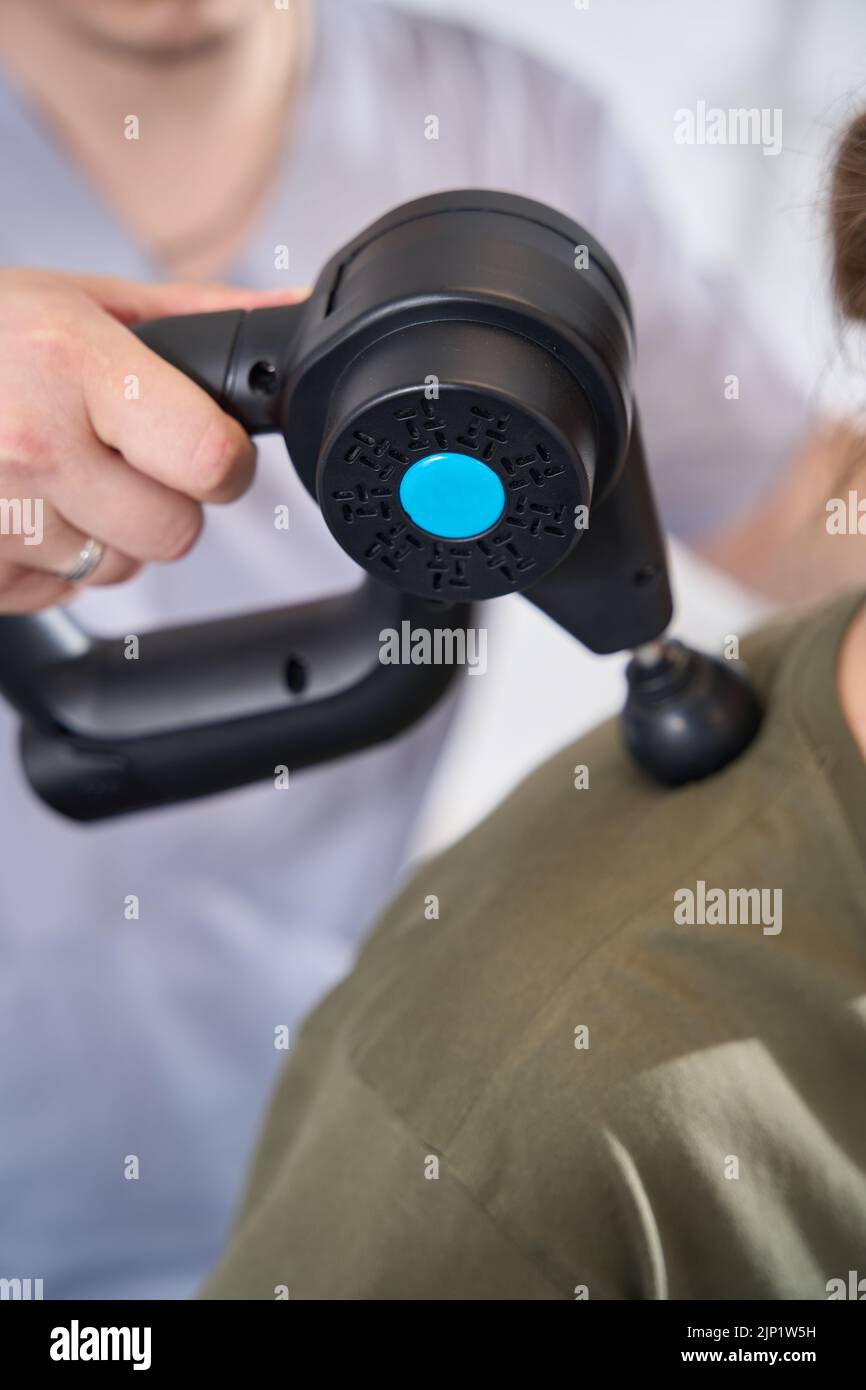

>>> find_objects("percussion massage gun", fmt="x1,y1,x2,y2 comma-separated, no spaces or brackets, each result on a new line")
0,190,761,820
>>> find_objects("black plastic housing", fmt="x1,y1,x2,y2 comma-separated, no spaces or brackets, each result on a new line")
0,189,673,819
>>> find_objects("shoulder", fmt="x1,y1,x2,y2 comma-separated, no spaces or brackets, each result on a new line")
337,601,832,1139
231,599,865,1298
342,643,805,1104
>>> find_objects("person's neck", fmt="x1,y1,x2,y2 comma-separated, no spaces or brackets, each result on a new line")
0,2,312,280
837,602,866,761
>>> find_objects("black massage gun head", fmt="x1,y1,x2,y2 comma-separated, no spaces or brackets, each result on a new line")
316,322,596,600
136,191,639,608
285,191,637,604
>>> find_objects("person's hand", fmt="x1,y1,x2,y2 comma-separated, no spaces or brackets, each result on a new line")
0,269,302,613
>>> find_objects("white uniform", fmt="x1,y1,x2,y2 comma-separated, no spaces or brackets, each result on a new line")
0,0,813,1297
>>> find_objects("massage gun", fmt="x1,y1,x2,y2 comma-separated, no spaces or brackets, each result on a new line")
0,189,761,820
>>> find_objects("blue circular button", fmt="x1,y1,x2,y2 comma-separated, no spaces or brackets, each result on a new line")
399,451,505,539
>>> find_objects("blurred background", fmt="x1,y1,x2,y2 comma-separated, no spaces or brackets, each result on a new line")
406,0,866,857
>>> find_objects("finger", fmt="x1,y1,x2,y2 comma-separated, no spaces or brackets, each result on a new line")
70,274,308,328
0,500,141,584
81,319,255,504
50,437,206,562
0,560,77,614
70,546,142,588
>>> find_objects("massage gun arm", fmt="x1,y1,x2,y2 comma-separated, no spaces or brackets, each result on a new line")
526,413,673,653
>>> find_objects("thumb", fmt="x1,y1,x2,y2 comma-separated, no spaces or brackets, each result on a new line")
70,273,307,327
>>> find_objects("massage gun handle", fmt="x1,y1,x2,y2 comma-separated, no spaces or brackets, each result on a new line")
132,301,306,434
0,586,470,821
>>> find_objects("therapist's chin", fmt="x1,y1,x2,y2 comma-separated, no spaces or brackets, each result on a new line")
55,0,259,65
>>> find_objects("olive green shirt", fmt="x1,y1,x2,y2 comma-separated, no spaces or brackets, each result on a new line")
202,591,866,1300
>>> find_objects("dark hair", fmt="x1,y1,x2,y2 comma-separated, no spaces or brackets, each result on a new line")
831,111,866,321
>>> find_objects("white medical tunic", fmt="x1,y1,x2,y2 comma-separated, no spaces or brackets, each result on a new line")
0,0,812,1297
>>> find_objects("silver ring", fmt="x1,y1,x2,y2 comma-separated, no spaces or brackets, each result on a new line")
61,537,106,584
